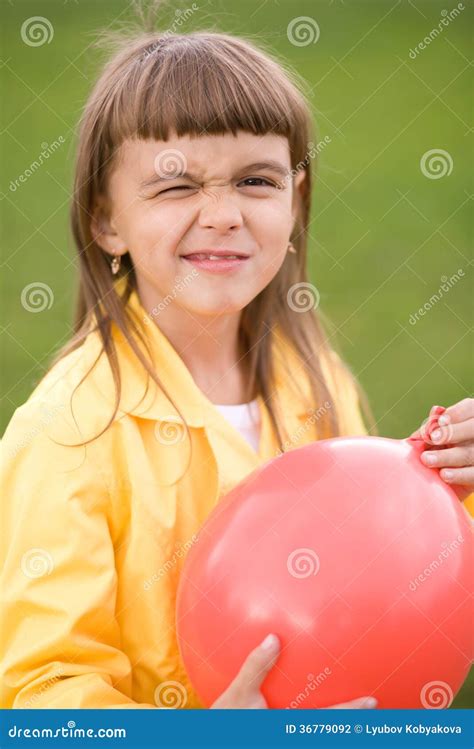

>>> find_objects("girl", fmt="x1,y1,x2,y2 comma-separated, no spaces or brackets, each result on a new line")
1,26,473,711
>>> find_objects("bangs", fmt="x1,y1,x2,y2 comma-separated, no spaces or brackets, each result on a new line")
105,32,311,162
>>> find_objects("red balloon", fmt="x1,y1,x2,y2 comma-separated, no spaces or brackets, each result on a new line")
176,436,473,709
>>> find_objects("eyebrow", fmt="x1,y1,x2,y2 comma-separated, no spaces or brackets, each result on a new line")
139,160,291,190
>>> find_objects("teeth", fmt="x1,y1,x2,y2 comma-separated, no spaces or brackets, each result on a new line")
209,255,239,260
187,254,242,260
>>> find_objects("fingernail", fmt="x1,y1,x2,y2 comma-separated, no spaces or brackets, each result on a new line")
431,429,442,442
422,452,437,465
363,696,378,708
261,634,279,651
442,470,454,481
438,415,450,426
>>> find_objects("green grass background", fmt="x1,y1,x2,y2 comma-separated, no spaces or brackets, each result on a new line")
1,0,472,707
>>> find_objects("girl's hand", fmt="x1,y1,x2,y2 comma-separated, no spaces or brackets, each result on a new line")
210,634,378,709
411,399,474,501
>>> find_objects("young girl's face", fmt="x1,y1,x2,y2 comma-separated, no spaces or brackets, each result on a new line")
95,131,305,317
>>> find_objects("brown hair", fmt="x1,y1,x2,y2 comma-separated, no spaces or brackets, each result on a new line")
51,21,375,451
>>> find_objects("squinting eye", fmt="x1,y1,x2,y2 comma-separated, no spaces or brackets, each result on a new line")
157,185,195,196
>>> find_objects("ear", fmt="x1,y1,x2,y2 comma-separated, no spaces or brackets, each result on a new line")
90,197,127,257
293,169,306,197
291,169,307,225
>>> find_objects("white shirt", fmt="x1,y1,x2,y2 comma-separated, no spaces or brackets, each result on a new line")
214,398,261,452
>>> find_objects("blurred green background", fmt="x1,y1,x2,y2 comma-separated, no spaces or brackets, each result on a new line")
1,0,472,707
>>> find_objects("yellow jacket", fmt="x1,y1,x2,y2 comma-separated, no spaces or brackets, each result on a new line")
1,288,469,708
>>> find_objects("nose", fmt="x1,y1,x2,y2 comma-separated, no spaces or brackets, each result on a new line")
198,187,243,232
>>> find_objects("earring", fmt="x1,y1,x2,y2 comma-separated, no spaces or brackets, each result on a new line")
287,242,297,254
111,254,121,275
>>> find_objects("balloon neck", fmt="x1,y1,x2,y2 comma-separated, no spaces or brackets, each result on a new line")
405,435,426,455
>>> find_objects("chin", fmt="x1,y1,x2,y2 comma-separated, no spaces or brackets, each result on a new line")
186,297,249,317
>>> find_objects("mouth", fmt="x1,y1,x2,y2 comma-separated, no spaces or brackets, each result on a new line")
180,250,251,274
180,250,250,260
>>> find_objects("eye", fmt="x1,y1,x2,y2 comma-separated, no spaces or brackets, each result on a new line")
157,185,195,196
238,177,279,188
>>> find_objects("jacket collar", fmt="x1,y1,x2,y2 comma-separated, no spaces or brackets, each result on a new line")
84,281,313,430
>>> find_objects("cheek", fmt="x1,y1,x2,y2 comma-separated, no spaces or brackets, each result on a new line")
250,203,292,265
253,198,293,242
126,205,185,263
253,248,287,287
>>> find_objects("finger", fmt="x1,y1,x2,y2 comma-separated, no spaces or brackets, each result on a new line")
438,466,474,487
236,634,280,692
416,406,446,443
420,445,474,469
328,696,377,709
439,398,474,426
430,419,474,446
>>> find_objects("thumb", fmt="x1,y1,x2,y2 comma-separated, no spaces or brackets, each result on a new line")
237,634,280,692
329,695,378,709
